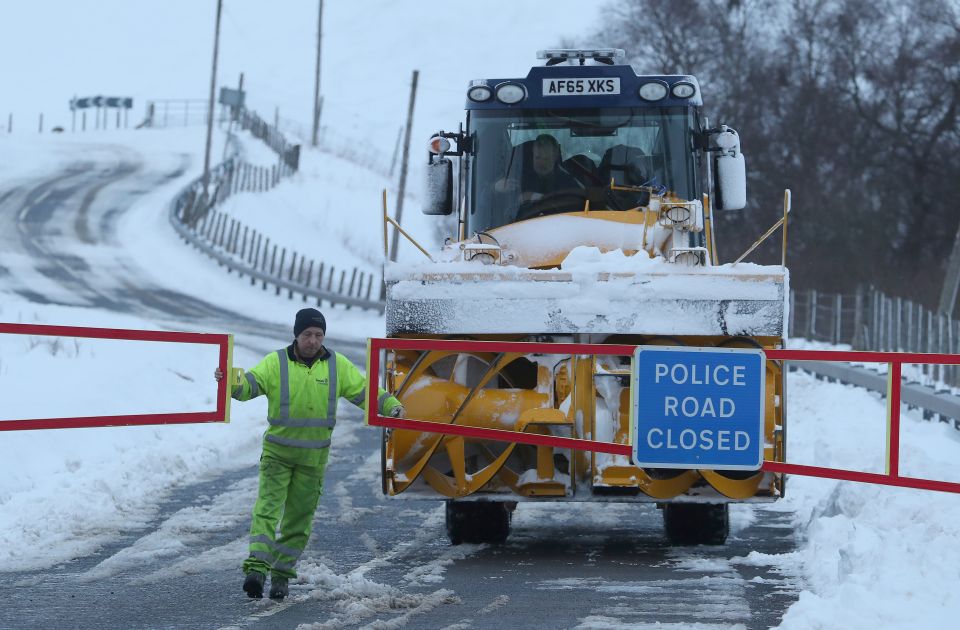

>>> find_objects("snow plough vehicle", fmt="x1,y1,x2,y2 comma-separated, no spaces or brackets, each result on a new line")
374,49,787,546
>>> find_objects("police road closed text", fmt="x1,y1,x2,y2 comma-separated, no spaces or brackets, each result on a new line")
631,347,765,471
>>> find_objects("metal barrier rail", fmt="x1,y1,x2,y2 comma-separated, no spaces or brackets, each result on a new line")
795,360,960,426
167,119,385,312
366,339,960,495
366,338,633,455
0,322,232,431
169,183,385,312
766,348,960,493
791,287,960,388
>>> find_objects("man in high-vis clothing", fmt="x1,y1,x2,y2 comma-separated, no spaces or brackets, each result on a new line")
215,308,403,600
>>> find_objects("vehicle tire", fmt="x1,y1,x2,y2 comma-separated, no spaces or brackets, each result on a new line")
662,503,729,545
445,500,512,545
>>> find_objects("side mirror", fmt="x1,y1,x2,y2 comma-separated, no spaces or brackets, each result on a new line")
423,158,453,216
715,127,746,210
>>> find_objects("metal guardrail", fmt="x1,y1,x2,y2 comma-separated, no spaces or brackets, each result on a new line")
169,187,383,311
791,360,960,428
167,104,385,313
791,287,960,387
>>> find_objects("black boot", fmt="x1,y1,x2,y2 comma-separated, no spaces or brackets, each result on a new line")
243,571,266,598
269,575,289,600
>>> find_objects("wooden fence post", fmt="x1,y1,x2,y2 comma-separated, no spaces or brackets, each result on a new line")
950,318,960,387
304,260,314,302
883,297,889,351
906,300,916,352
251,232,261,285
809,289,818,340
217,214,229,249
895,297,902,351
316,262,326,306
789,290,796,339
853,287,864,348
287,252,298,299
833,293,842,345
206,211,218,240
228,220,238,255
276,248,287,296
937,314,945,387
266,242,276,290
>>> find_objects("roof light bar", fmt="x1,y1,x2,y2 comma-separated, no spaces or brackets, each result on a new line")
537,48,625,66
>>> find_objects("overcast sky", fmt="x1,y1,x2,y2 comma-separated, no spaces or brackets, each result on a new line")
1,1,598,140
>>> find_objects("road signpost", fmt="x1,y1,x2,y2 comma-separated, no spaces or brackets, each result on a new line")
630,345,765,471
69,96,133,130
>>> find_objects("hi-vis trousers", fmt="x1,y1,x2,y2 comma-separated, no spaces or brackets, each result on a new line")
242,452,328,579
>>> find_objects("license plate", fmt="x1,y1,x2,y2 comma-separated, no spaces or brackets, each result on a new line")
542,77,621,96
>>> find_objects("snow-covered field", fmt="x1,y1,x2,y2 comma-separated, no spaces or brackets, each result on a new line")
2,2,960,628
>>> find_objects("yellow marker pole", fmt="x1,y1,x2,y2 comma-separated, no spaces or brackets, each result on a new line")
782,189,791,268
703,193,718,265
387,215,436,262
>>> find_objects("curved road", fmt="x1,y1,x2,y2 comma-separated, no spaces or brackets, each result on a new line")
0,145,800,629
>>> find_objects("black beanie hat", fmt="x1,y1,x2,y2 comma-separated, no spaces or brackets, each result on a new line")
294,308,326,337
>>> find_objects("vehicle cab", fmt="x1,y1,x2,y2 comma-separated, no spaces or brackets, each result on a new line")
425,48,746,265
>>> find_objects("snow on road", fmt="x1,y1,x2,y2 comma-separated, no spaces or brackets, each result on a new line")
3,126,960,626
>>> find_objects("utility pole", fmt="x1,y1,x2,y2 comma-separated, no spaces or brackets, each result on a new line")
311,0,324,147
390,69,419,262
202,0,224,195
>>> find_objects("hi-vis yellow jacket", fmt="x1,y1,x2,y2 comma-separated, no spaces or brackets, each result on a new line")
232,344,401,466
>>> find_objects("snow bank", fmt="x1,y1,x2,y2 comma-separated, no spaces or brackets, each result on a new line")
772,372,960,628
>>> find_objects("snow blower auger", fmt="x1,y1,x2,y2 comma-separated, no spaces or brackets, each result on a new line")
373,49,789,546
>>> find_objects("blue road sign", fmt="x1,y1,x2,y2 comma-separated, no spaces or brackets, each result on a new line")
630,346,765,471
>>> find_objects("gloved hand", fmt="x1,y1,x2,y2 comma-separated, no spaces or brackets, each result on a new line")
389,405,405,418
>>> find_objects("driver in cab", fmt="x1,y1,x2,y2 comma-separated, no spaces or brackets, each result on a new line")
494,134,582,205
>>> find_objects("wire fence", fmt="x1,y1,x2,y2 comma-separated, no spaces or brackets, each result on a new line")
791,287,960,388
167,105,384,313
276,116,395,178
139,99,227,128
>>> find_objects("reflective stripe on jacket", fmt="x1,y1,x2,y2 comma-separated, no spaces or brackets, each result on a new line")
232,345,401,466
